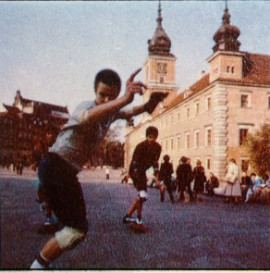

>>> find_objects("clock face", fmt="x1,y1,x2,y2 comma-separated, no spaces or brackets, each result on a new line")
157,63,167,74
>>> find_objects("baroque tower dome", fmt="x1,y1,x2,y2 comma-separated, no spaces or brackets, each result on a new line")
148,2,173,56
213,3,241,52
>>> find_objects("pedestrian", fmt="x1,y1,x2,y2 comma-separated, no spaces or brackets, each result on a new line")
123,126,161,232
105,166,110,180
245,173,263,203
176,156,194,203
159,154,174,203
205,172,219,196
120,168,128,184
240,172,252,201
193,160,206,201
224,158,242,204
30,68,167,269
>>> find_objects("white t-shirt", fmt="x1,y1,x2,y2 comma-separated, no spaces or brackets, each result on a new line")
50,100,119,170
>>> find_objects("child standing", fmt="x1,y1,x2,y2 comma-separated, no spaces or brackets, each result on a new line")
123,126,161,232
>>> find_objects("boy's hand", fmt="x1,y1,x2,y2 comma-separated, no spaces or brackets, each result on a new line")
125,68,147,103
144,92,169,113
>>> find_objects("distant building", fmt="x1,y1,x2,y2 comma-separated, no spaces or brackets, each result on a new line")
0,90,69,166
125,3,270,180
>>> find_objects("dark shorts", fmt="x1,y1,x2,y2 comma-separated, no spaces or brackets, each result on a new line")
38,153,88,232
131,172,147,191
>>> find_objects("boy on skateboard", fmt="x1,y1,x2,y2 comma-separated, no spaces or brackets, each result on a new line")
123,126,161,233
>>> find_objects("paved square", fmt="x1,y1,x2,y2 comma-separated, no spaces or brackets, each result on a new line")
1,168,269,269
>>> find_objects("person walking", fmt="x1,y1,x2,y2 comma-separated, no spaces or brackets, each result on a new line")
159,154,174,203
193,160,206,201
176,156,194,203
224,158,242,204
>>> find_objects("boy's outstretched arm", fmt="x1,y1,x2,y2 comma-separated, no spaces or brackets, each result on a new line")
118,91,169,120
81,68,146,124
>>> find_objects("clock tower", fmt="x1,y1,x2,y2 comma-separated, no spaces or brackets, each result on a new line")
142,1,178,109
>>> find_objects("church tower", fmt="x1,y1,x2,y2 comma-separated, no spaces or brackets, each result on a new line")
142,1,178,109
207,2,245,83
207,2,244,180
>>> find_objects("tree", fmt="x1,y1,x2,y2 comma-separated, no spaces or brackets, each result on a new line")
244,124,270,176
89,122,124,168
106,141,124,168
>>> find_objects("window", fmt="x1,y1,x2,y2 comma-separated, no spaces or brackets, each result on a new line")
177,112,180,121
170,138,174,150
206,158,211,170
268,96,270,109
186,108,190,118
226,66,230,73
171,115,174,125
239,128,248,145
195,103,199,115
160,77,164,83
165,139,168,151
231,66,235,73
206,128,212,147
177,136,181,149
241,94,249,108
207,97,211,110
195,131,199,148
185,133,190,149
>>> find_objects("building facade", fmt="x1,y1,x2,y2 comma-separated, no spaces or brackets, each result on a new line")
0,90,69,166
125,4,270,181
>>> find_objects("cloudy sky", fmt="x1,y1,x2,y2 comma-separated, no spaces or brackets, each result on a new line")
1,1,270,115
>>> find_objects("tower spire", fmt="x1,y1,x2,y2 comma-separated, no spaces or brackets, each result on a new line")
157,0,162,26
212,0,241,52
147,0,173,56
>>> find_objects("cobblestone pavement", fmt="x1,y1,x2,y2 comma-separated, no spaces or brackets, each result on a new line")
1,168,270,269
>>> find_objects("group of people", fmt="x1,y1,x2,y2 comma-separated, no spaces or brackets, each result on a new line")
241,171,270,203
123,153,220,205
29,66,268,269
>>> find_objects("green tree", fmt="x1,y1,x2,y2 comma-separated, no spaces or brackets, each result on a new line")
244,124,270,176
106,141,124,168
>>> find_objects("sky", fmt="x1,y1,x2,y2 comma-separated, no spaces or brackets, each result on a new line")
1,1,270,116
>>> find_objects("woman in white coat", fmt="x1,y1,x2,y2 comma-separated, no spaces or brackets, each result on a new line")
224,158,242,203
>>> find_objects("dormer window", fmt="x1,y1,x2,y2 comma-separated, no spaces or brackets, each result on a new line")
231,66,235,73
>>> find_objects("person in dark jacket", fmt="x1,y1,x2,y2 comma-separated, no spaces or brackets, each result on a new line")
205,172,219,196
159,154,174,203
123,126,161,232
176,156,193,203
193,160,206,201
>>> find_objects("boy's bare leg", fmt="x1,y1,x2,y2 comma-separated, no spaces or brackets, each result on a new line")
30,237,64,269
41,237,64,262
127,199,139,217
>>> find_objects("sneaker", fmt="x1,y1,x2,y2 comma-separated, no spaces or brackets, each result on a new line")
123,215,136,224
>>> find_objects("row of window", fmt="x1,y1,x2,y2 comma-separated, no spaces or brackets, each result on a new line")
160,128,212,151
157,97,212,129
168,158,249,173
160,128,249,151
157,93,269,130
240,93,270,109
